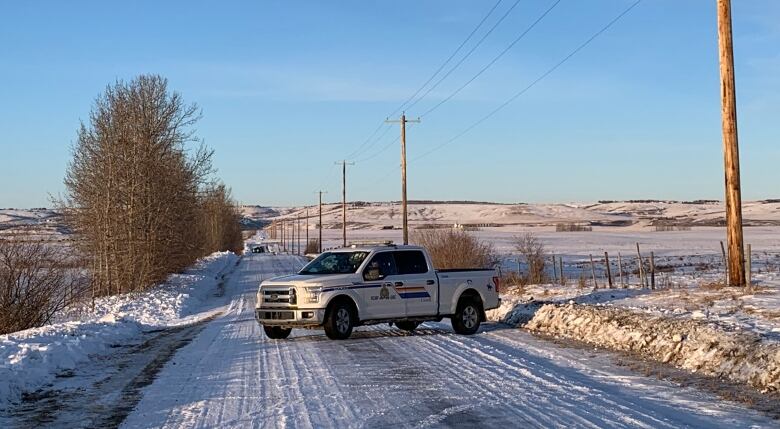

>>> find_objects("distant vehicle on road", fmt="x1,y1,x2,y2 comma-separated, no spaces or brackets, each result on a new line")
255,243,500,340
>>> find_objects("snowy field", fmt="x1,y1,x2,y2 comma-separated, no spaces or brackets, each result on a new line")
245,200,780,230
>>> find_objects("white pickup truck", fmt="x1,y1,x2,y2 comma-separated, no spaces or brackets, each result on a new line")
255,244,501,340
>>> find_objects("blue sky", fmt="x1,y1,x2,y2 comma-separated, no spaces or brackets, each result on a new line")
1,1,778,208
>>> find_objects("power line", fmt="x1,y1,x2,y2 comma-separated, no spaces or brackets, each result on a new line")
348,123,393,161
343,122,386,161
359,0,642,187
355,134,400,163
316,162,339,193
413,0,643,162
387,0,504,119
419,0,562,118
343,1,504,162
403,0,523,113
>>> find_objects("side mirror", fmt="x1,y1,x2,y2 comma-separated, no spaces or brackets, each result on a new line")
364,268,383,281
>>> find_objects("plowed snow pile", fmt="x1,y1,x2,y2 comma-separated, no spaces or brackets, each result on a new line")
526,303,780,392
0,251,238,409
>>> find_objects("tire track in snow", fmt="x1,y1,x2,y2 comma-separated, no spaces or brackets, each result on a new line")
422,332,630,428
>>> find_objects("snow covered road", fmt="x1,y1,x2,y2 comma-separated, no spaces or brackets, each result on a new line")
114,253,777,428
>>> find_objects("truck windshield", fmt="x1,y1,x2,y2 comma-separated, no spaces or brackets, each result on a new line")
299,251,369,274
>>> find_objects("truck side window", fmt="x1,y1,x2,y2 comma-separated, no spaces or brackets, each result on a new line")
363,252,398,281
393,251,429,275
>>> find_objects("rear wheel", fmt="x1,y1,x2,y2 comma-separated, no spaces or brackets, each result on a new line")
451,297,482,335
263,325,292,339
324,301,355,340
395,321,420,332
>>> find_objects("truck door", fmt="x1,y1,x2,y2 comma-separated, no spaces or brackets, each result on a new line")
392,250,438,317
360,251,405,319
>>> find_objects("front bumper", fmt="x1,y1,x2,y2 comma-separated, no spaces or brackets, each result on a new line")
255,307,326,327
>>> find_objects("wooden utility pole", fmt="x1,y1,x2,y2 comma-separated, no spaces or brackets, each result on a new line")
316,191,327,253
297,214,301,256
335,160,355,247
305,208,309,250
386,112,420,245
717,0,746,286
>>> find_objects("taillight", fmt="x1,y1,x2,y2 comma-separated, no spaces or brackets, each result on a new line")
492,276,500,294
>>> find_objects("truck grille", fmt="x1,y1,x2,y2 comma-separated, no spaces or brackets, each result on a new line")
262,288,296,305
258,310,295,320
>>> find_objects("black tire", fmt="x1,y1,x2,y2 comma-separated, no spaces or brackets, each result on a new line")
324,301,355,340
451,297,482,335
395,321,420,332
263,325,292,339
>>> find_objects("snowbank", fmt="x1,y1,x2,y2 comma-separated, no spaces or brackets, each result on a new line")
0,251,238,409
525,303,780,392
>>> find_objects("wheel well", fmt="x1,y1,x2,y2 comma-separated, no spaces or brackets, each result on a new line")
458,289,485,321
458,288,482,305
325,295,359,322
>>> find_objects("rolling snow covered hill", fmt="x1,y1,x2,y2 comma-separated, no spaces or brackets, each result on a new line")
241,200,780,230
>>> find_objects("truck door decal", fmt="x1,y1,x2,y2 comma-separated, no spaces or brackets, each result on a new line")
394,286,430,299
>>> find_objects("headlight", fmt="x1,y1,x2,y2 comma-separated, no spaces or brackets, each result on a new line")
303,287,322,304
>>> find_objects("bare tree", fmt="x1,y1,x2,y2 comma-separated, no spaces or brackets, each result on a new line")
0,240,86,334
198,183,244,255
62,75,221,297
514,233,547,284
411,229,497,269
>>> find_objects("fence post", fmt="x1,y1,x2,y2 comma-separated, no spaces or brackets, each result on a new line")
559,256,565,285
552,254,558,284
590,254,598,289
719,240,729,286
605,252,613,289
746,243,752,289
636,243,646,288
650,251,656,290
618,252,625,288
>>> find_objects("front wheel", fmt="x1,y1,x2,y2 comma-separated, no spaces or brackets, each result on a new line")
451,298,482,335
324,301,355,340
263,325,292,339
